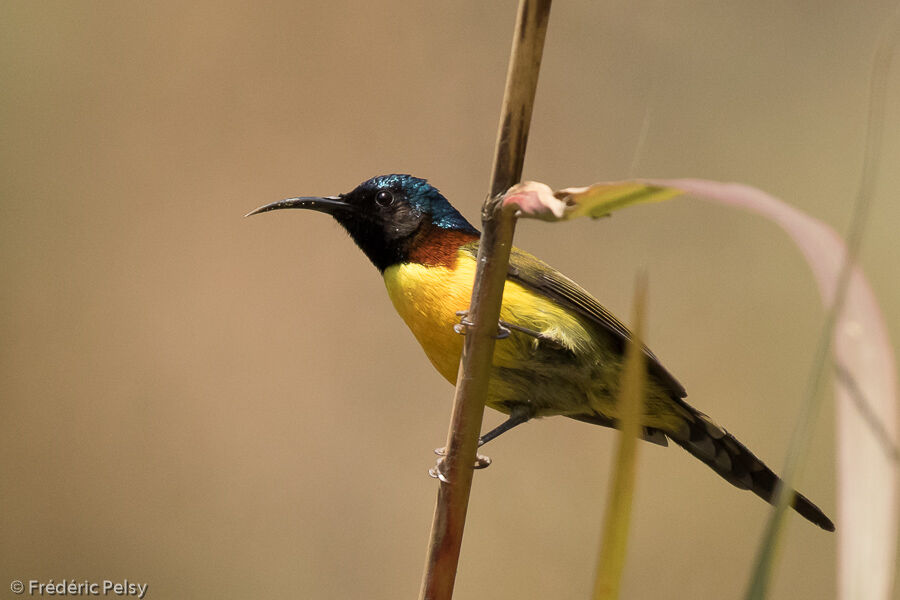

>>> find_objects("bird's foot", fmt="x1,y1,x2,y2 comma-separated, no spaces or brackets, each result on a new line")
434,446,493,466
429,447,492,482
454,311,561,348
453,310,511,339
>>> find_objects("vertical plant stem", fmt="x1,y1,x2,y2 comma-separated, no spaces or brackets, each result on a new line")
417,2,551,599
593,275,648,600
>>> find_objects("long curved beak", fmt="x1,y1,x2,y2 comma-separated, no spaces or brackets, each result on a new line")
244,196,351,218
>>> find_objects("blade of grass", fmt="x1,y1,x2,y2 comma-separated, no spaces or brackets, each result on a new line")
834,9,900,599
647,177,898,599
743,6,900,598
592,275,648,600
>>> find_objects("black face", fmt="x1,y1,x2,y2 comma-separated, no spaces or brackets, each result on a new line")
332,177,428,270
247,174,478,272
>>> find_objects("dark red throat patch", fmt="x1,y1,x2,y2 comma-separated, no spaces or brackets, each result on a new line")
406,226,479,268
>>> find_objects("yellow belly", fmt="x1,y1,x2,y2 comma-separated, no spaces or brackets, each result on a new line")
382,249,685,428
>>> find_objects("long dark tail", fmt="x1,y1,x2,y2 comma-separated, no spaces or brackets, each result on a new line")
667,398,834,531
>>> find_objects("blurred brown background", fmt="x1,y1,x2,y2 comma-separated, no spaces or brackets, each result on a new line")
2,2,898,598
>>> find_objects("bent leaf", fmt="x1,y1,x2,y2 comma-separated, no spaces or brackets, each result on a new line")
651,178,898,600
510,176,898,599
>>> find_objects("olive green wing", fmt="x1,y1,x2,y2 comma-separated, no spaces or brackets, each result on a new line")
460,242,686,398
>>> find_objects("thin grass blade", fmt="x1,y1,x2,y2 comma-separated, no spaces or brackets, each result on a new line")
592,275,648,600
651,178,898,600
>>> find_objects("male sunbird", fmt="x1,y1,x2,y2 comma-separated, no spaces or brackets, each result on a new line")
248,174,834,531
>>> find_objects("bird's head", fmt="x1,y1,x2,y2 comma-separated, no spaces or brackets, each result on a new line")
247,174,478,271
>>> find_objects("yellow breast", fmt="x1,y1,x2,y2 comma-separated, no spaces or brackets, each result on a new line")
382,250,590,386
383,259,472,383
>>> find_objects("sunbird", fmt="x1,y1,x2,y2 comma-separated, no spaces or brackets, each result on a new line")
248,173,834,531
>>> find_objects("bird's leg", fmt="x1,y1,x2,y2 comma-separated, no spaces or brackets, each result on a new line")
431,313,544,483
477,408,532,447
431,407,533,481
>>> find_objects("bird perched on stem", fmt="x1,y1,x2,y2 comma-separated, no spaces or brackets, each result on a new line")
247,173,834,532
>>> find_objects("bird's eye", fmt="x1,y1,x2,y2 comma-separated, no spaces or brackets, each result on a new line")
375,190,394,207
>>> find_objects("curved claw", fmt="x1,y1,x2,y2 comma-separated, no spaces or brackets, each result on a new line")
430,448,493,479
429,460,451,483
453,310,510,339
473,454,492,469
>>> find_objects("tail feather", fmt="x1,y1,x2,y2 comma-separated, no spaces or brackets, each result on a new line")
668,399,834,532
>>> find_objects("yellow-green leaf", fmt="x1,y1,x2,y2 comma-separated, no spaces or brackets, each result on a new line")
559,182,682,220
501,180,682,221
